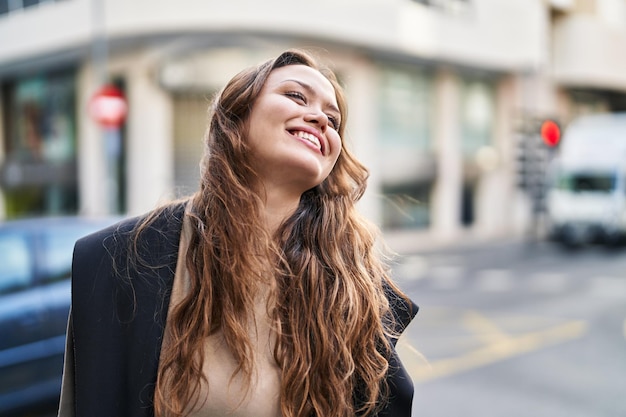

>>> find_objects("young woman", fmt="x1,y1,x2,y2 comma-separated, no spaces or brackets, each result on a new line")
58,49,417,417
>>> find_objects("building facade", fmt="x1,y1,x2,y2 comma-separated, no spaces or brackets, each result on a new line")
1,0,626,252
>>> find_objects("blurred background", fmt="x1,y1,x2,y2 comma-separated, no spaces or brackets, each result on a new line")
0,0,625,416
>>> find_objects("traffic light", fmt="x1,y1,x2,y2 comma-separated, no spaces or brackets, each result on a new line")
540,119,561,147
516,135,547,189
515,132,530,189
516,117,560,212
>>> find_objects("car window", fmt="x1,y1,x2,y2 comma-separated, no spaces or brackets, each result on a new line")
0,233,32,294
40,225,95,284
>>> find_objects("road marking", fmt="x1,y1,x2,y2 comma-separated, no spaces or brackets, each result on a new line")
462,310,510,344
397,339,430,367
528,272,567,293
430,265,464,289
589,276,626,298
395,255,429,282
476,269,513,292
405,319,588,383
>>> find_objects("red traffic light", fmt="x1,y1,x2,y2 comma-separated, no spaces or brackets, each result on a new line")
540,119,560,147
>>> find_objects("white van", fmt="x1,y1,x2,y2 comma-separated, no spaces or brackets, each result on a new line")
546,113,626,246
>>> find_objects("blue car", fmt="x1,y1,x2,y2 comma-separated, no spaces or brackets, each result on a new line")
0,216,119,415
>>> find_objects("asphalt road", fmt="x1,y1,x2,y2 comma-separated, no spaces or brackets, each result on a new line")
394,239,626,417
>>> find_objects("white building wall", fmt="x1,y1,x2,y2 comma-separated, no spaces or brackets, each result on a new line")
0,0,92,64
0,0,546,74
553,13,626,90
597,0,626,30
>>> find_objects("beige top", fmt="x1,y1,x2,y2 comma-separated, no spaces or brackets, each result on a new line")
162,212,282,417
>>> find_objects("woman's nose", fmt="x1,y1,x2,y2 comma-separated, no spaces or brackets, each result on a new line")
304,110,328,131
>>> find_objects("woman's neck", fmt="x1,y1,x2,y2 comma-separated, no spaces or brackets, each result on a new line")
261,188,301,234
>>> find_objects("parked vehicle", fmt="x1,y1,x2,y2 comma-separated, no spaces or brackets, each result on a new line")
0,216,119,415
546,113,626,246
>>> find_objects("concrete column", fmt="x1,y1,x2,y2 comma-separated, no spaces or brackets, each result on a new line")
474,75,516,237
77,63,110,216
431,68,462,240
125,64,174,216
342,58,381,224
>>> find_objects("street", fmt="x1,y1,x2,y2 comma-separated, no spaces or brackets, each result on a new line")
394,239,626,417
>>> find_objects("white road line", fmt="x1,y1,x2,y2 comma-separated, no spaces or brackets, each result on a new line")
430,265,464,289
476,269,513,292
589,276,626,298
528,272,567,293
395,255,429,282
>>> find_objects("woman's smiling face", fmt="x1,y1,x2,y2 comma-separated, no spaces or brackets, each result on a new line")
245,64,343,196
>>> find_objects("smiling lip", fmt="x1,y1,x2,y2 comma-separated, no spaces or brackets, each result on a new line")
288,126,325,155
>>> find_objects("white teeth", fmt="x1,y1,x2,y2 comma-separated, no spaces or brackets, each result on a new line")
294,131,321,149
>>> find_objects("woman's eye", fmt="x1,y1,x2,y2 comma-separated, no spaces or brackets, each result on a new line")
286,91,306,102
328,116,340,130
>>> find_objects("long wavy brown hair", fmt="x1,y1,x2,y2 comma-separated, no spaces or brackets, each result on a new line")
152,49,408,417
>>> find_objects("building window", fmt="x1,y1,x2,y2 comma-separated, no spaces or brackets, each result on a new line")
381,182,432,230
569,90,612,119
0,0,67,18
1,71,78,218
460,78,495,157
411,0,471,14
378,65,435,230
379,66,432,150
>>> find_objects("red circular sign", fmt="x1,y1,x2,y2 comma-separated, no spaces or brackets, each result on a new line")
89,85,128,128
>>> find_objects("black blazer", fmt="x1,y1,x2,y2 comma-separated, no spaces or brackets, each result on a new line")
63,203,418,417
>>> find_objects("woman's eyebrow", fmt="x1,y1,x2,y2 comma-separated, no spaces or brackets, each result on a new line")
280,79,340,115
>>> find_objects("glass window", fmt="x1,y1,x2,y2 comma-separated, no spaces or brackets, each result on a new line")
411,0,471,14
378,64,435,230
460,78,495,156
558,172,616,193
379,66,432,150
381,183,432,230
2,70,78,218
570,91,611,119
0,233,31,294
9,74,76,164
1,0,64,16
